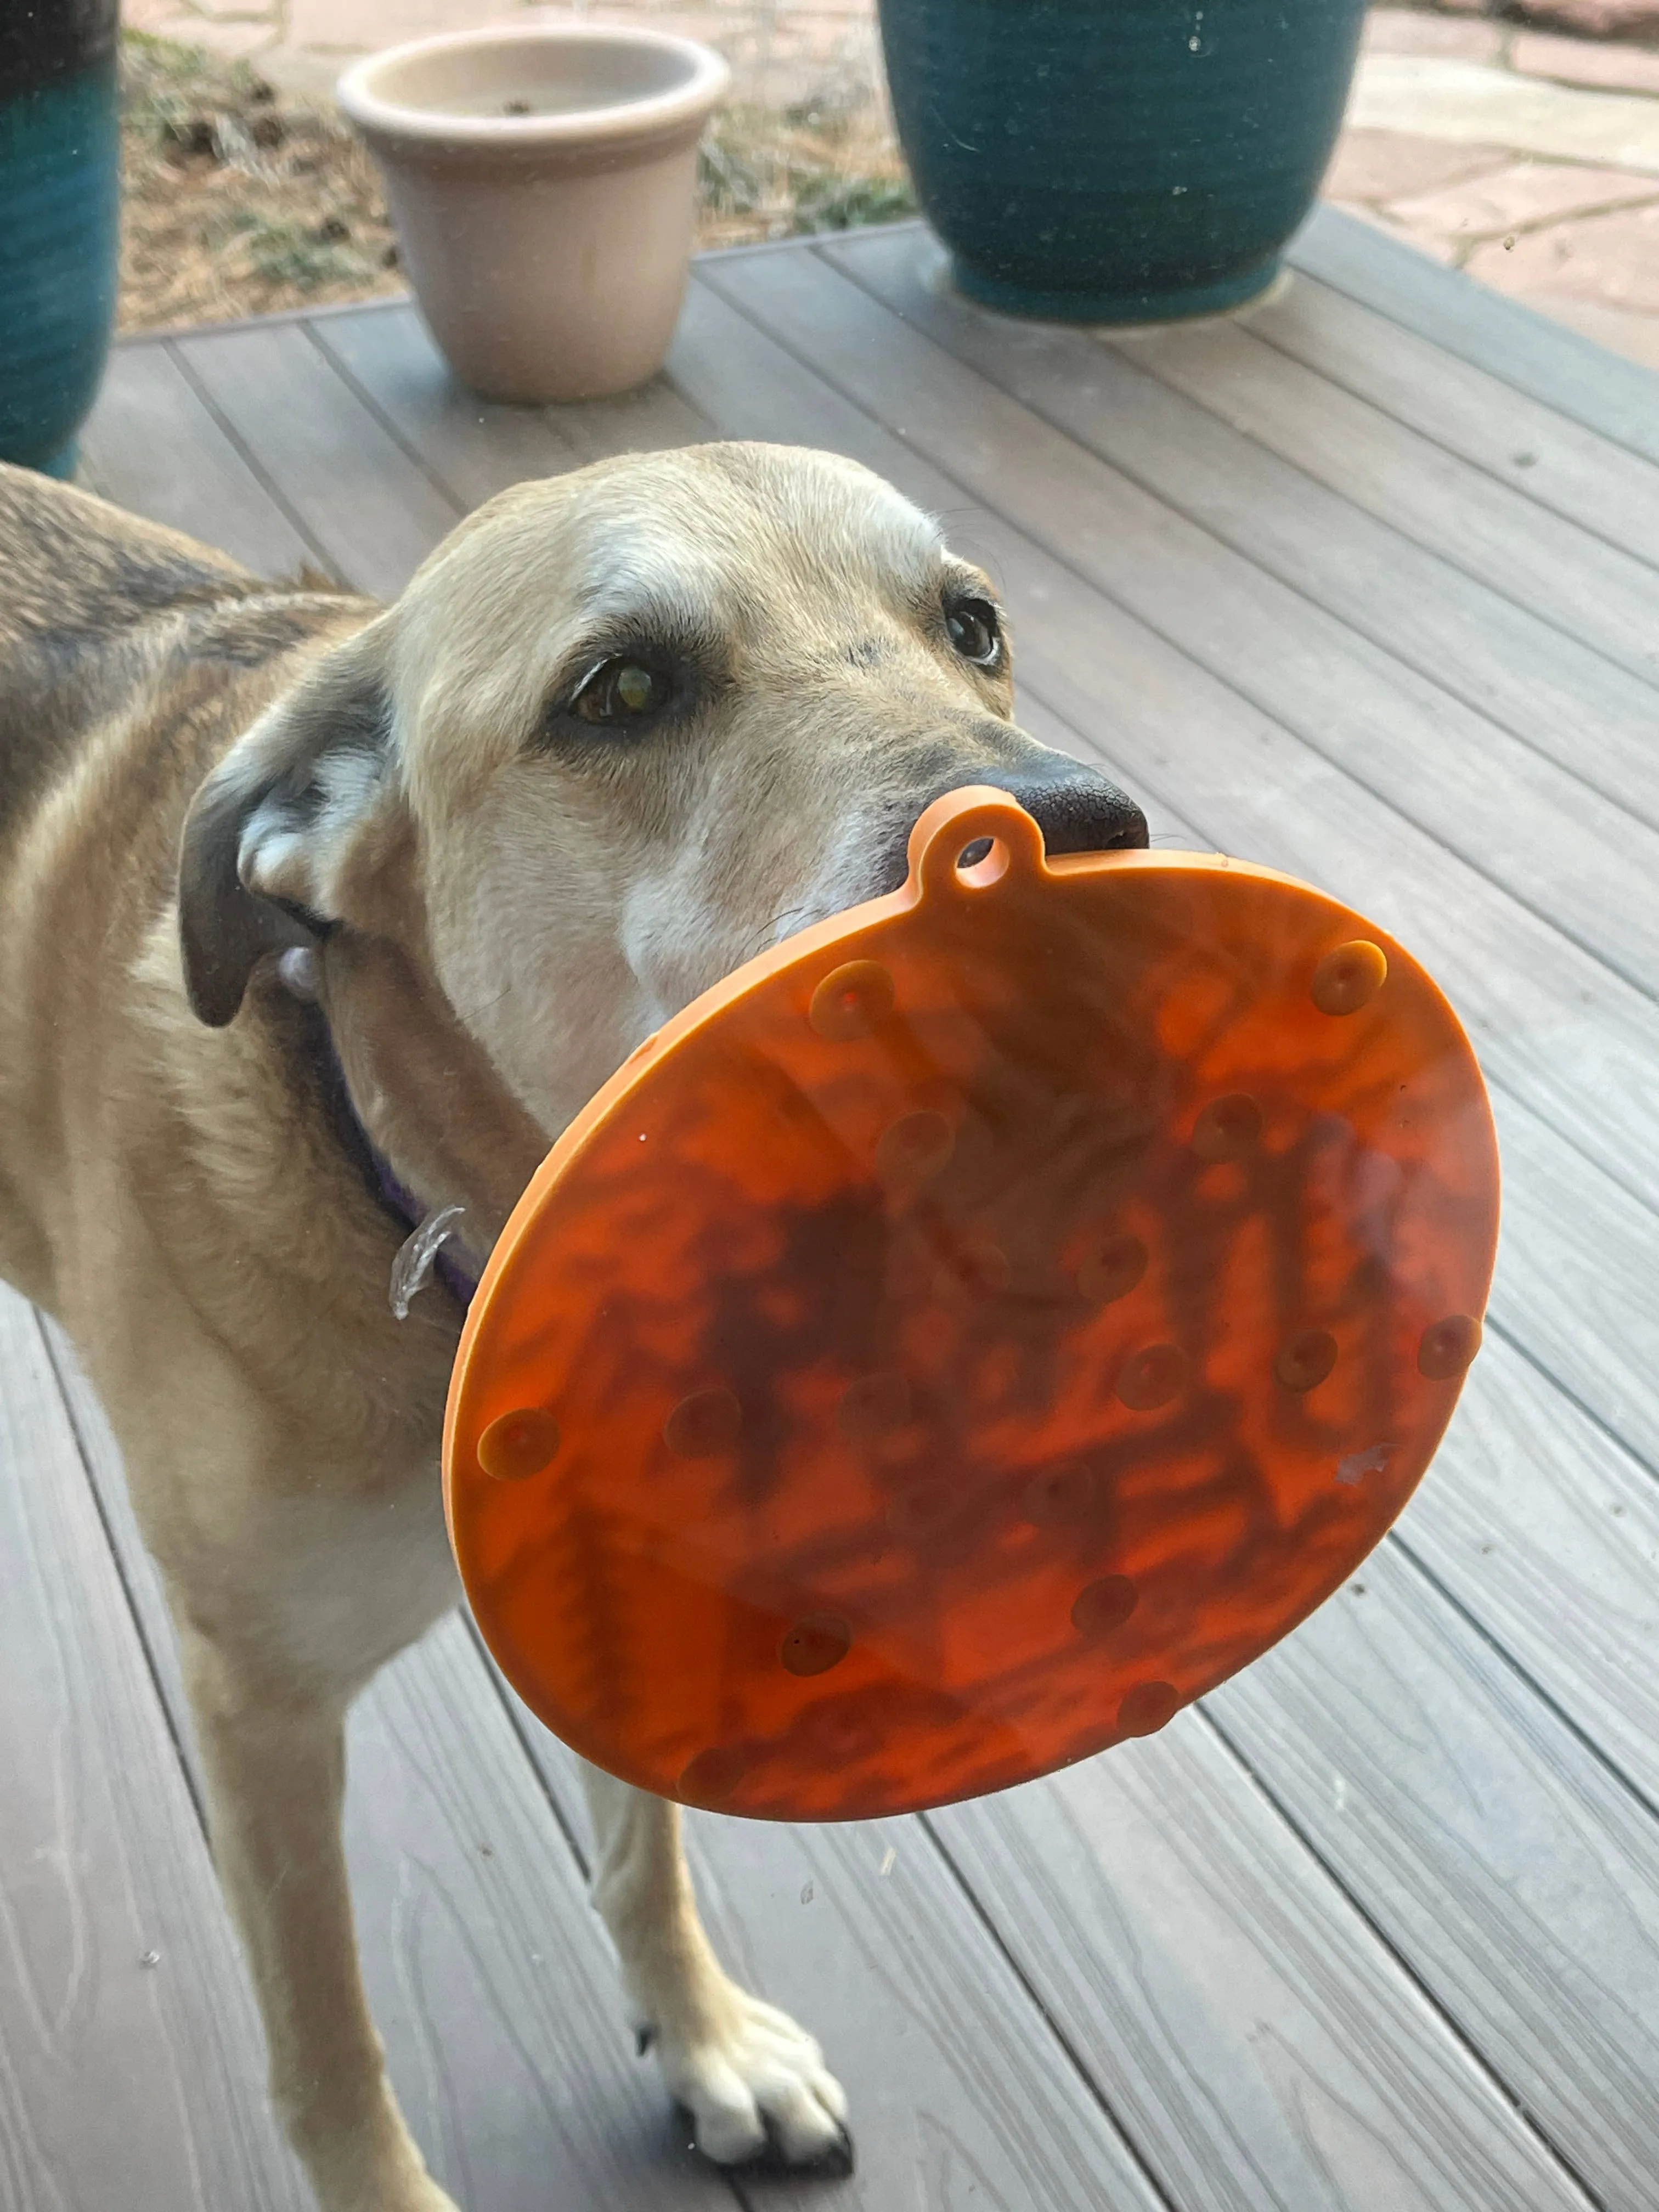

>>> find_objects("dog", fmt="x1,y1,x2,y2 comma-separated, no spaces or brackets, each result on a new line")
0,442,1146,2212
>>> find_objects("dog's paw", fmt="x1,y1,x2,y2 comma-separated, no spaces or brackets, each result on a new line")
643,1985,851,2172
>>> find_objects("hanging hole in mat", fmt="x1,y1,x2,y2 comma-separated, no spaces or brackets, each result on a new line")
956,835,1009,888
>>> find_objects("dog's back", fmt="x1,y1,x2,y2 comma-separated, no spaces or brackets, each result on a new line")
0,465,261,843
0,464,370,1308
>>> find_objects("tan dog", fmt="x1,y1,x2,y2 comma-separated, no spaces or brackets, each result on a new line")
0,444,1146,2212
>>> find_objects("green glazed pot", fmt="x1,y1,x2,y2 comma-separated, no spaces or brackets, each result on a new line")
877,0,1367,323
0,2,121,477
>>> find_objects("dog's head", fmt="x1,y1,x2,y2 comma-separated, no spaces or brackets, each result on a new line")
178,444,1144,1211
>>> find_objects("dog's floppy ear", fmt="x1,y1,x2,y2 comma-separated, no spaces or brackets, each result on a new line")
178,622,398,1026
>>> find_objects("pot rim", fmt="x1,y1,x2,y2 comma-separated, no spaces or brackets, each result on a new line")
336,24,731,152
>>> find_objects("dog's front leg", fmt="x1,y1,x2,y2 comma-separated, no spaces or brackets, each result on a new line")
580,1762,851,2171
180,1626,459,2212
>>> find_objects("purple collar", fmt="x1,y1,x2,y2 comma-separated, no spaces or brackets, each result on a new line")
294,989,482,1313
370,1146,481,1311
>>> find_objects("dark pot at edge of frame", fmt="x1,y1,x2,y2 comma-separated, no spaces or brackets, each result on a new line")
1,0,122,477
876,0,1368,324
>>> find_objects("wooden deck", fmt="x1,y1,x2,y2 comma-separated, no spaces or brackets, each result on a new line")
6,206,1659,2211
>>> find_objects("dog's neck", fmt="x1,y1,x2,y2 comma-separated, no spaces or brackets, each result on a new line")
276,935,549,1316
343,1053,484,1311
278,980,478,1311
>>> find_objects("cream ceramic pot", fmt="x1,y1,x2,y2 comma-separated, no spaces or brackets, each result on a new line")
338,25,730,404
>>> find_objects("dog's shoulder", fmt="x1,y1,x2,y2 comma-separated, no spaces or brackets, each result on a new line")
0,467,388,1316
0,461,261,655
0,462,363,853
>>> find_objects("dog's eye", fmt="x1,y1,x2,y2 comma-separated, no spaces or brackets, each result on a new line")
572,658,670,726
946,597,1001,668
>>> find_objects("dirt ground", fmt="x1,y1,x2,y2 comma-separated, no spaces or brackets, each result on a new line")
118,31,915,334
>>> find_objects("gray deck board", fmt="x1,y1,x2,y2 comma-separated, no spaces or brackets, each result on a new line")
1207,1541,1659,2212
1395,1331,1659,1811
1107,307,1659,825
676,262,1659,1222
929,1717,1594,2212
1108,307,1659,686
41,1327,743,2212
309,308,589,511
173,320,459,597
307,309,716,516
503,1684,1590,2212
341,1620,747,2212
830,234,1659,809
0,1289,309,2212
1485,1090,1659,1477
663,268,1659,1480
721,236,1659,1002
1246,269,1659,575
517,1711,1175,2212
10,214,1655,2211
1290,204,1659,467
75,342,320,580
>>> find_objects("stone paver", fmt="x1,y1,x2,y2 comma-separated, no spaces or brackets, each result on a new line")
129,0,888,108
126,0,1659,370
1338,205,1465,263
1351,51,1659,171
1324,126,1509,201
1466,195,1659,305
1523,293,1659,364
1511,25,1659,91
1508,0,1659,35
1385,154,1659,235
1363,9,1507,60
1333,8,1659,366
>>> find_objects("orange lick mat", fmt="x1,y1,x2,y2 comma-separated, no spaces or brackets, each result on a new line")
443,787,1500,1821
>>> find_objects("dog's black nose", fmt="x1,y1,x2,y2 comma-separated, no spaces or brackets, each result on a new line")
996,765,1149,859
876,757,1149,897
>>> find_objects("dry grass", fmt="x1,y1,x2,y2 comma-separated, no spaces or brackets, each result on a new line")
119,31,915,335
698,94,916,249
120,35,400,332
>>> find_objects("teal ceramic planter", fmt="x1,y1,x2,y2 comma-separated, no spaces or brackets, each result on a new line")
0,3,121,477
877,0,1367,323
